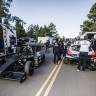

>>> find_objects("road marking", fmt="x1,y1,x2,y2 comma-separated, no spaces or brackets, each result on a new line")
35,65,58,96
43,60,63,96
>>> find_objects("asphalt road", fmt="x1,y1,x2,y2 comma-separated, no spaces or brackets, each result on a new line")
0,50,96,96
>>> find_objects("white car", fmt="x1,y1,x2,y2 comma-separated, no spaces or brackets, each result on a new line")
64,44,96,67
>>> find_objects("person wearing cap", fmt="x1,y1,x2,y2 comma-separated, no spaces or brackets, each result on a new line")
77,35,91,71
53,38,60,64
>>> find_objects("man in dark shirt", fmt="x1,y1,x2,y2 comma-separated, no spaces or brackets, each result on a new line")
45,40,50,52
53,38,60,64
59,39,64,60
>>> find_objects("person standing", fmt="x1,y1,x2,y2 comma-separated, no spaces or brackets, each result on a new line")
59,39,64,60
91,34,96,52
53,38,60,64
45,40,50,52
77,36,91,71
63,43,67,57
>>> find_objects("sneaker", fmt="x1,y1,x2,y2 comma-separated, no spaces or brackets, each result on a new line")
77,69,80,71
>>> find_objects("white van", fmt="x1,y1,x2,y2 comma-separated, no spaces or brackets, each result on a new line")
24,38,36,43
80,32,96,39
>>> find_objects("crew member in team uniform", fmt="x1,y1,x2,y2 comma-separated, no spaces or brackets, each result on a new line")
53,38,60,64
77,36,91,71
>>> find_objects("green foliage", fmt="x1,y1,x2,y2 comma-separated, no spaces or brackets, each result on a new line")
48,22,57,36
0,0,27,38
81,2,96,33
92,23,96,31
15,20,26,38
87,3,96,22
27,22,58,38
81,20,93,32
0,0,13,23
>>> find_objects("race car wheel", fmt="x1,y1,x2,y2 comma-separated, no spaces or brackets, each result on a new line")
25,61,34,76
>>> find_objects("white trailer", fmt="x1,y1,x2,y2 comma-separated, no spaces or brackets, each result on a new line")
0,23,17,56
38,36,53,45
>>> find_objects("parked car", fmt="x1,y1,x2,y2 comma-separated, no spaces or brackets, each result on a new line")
64,44,96,69
0,43,46,83
0,46,35,83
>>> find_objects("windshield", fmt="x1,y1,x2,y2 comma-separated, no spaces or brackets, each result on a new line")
70,45,80,51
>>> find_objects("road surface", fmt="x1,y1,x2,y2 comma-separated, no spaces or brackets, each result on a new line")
0,50,96,96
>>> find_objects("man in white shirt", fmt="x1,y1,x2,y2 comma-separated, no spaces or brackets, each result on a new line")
77,36,91,71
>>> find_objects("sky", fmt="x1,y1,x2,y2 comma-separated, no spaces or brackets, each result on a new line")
10,0,96,38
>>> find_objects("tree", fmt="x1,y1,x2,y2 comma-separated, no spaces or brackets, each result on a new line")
92,23,96,31
0,0,13,23
15,20,26,38
48,22,57,36
81,3,96,33
38,26,45,37
87,3,96,23
27,22,58,38
80,20,93,33
27,24,35,38
33,24,39,38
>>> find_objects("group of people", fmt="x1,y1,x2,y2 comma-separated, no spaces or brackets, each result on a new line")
52,34,96,72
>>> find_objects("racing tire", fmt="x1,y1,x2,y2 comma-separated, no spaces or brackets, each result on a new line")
25,61,34,76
